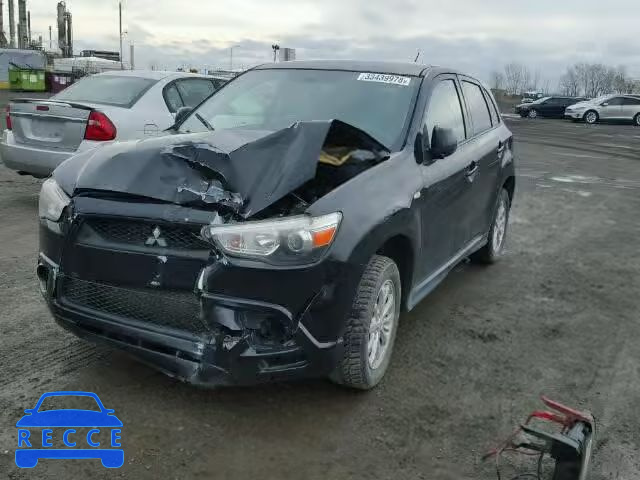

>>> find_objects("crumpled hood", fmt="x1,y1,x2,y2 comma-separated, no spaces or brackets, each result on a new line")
53,120,385,218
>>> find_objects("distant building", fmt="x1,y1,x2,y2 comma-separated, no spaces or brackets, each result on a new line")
280,48,296,62
80,50,120,62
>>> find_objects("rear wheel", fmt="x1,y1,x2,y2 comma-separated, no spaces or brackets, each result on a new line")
331,255,401,390
634,113,640,126
584,110,598,124
471,188,511,264
527,109,538,119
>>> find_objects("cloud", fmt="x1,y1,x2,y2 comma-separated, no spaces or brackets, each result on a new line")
19,0,640,82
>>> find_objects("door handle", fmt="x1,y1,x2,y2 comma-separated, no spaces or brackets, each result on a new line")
497,141,506,154
465,161,479,177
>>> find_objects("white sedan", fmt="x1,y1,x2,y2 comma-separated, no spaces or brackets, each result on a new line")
0,70,226,177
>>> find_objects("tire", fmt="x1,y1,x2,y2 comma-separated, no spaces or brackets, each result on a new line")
331,255,401,390
584,110,598,124
519,112,527,118
471,188,511,264
634,113,640,127
527,109,538,119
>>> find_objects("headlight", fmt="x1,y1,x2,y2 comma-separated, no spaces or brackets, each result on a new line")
202,212,342,265
38,178,71,221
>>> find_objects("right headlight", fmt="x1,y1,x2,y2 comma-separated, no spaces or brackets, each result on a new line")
201,212,342,266
38,178,71,222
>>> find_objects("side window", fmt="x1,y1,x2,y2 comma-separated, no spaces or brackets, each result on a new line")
461,81,493,135
622,97,640,105
176,79,216,108
164,84,184,113
424,79,466,145
482,87,500,126
605,97,624,106
211,78,227,90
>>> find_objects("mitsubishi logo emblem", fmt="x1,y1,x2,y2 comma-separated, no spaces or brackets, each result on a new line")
145,226,167,247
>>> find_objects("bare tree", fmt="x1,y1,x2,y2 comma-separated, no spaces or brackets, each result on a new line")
559,66,580,96
504,63,524,95
490,70,504,91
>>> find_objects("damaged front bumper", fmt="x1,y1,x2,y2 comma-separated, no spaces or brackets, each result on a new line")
38,206,360,386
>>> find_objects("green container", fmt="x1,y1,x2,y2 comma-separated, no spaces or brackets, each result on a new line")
9,67,46,92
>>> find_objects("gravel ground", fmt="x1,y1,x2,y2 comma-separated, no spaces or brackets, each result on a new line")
0,112,639,479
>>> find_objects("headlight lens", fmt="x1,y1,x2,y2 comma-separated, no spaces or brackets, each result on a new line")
38,178,71,221
202,212,342,265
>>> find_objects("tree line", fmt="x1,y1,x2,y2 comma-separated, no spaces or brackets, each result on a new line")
490,62,640,97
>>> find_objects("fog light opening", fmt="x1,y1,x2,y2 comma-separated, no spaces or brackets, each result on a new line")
36,264,49,295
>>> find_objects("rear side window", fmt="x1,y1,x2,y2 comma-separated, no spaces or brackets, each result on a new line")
176,79,216,108
54,75,157,108
461,81,493,135
482,88,500,126
164,84,184,112
424,79,466,144
622,97,640,105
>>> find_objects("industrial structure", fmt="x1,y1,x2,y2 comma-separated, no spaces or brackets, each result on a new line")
57,1,72,57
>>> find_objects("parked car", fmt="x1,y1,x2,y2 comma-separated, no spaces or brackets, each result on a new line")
515,96,588,119
520,91,544,104
564,94,640,125
0,70,225,178
36,60,515,390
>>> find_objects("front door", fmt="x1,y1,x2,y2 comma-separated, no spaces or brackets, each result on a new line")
415,76,473,281
599,97,624,119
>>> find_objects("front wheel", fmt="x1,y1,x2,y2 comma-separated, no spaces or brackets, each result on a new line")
331,255,401,390
471,188,511,264
584,110,598,124
527,109,538,119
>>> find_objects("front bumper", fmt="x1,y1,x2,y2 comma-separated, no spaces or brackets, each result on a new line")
38,202,359,386
564,111,584,119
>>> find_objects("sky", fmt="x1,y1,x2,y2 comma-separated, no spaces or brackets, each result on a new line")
17,0,640,85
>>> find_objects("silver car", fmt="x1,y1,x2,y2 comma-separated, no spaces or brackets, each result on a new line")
0,70,226,177
565,94,640,126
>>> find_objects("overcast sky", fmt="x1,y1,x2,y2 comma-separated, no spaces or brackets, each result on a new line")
21,0,640,84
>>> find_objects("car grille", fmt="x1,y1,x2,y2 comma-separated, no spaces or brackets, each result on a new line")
84,218,211,250
59,276,208,334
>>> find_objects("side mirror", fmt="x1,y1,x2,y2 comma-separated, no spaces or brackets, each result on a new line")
430,126,458,159
601,102,609,107
174,106,193,126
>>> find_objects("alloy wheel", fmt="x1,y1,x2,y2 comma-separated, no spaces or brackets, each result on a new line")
368,279,396,370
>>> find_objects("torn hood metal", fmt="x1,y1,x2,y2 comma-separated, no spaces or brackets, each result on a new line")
53,120,388,218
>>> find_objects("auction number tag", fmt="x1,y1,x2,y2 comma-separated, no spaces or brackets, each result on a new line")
357,72,411,86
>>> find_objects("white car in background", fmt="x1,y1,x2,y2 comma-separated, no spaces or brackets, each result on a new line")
0,70,226,177
564,94,640,125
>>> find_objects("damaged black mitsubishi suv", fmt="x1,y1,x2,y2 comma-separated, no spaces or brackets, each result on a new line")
37,61,514,389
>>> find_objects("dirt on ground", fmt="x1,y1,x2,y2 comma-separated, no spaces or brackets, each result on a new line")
0,109,639,479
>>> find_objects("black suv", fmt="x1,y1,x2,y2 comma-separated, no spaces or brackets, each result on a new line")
515,96,588,119
37,61,515,389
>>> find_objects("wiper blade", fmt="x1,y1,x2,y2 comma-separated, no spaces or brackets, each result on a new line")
195,113,215,131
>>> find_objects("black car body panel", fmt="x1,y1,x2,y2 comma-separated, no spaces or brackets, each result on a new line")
515,96,588,118
38,62,516,386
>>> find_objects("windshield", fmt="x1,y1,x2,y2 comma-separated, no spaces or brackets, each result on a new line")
54,75,157,108
178,69,419,150
532,96,551,104
37,395,101,412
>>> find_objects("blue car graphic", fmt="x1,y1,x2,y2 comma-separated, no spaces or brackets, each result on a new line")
15,391,123,468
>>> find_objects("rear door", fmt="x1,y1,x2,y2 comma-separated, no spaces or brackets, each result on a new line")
620,96,640,120
459,78,503,240
416,75,473,278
